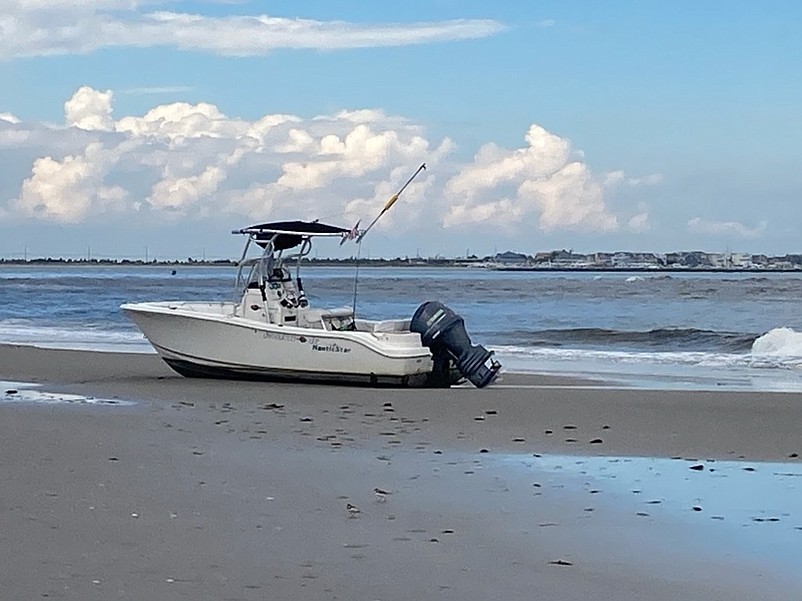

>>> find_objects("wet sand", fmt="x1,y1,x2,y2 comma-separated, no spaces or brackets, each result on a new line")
1,343,801,600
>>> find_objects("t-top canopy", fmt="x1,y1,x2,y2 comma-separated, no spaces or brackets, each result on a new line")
234,220,349,251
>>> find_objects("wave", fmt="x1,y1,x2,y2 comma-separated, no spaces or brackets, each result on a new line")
752,327,802,357
0,319,153,353
493,345,802,373
491,327,802,377
504,327,758,352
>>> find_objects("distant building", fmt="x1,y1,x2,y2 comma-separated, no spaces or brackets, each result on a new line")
612,252,661,268
680,252,714,268
494,251,530,266
728,253,752,268
593,252,615,267
533,252,553,265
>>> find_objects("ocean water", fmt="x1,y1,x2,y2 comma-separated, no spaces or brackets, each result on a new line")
3,264,802,391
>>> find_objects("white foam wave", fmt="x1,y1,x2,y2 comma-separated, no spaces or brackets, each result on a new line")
491,344,802,392
492,341,802,371
493,345,755,368
0,320,154,353
751,327,802,357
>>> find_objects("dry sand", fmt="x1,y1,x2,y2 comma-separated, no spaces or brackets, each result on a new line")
1,343,801,600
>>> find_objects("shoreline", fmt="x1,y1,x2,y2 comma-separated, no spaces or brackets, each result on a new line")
3,343,802,462
2,343,801,600
3,260,802,273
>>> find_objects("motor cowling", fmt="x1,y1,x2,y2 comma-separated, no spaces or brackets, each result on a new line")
410,301,500,388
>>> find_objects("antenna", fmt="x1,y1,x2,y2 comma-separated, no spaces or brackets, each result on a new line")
356,163,426,243
350,241,363,320
348,163,427,321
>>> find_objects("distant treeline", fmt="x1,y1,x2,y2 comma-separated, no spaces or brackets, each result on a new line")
3,254,802,271
0,257,447,267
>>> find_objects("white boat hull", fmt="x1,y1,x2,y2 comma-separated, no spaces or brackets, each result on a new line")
121,302,436,386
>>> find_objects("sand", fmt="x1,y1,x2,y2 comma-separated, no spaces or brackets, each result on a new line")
1,343,801,600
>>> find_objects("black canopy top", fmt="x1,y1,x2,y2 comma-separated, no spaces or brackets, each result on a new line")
234,220,349,251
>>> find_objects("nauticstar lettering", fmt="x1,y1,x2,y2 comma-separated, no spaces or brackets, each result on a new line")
311,342,352,354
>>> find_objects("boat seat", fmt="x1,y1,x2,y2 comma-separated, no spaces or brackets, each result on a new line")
321,307,354,319
372,319,411,333
321,307,354,331
296,306,354,330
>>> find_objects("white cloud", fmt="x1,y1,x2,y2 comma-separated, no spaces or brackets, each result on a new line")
0,112,21,124
277,125,430,191
12,142,130,222
115,100,245,140
276,128,316,154
2,87,651,241
629,173,663,186
13,0,138,8
65,86,114,130
1,1,506,59
331,109,390,124
604,170,662,188
147,165,225,213
687,217,767,239
443,124,618,232
0,129,29,146
603,170,626,188
628,212,650,232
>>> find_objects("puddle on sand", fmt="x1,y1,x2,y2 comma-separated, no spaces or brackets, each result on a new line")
1,380,134,406
506,453,802,575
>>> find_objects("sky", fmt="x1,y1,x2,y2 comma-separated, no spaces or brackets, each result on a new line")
1,1,801,260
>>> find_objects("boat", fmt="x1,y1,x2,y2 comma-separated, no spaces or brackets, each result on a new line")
121,220,501,388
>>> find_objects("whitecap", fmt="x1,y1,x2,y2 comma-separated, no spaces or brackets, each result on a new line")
751,327,802,357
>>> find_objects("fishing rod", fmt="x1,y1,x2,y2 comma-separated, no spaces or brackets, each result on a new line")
348,163,427,320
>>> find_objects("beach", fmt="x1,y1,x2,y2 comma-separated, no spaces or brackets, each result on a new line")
2,343,801,600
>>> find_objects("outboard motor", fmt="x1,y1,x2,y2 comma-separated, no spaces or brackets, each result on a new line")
410,301,501,388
